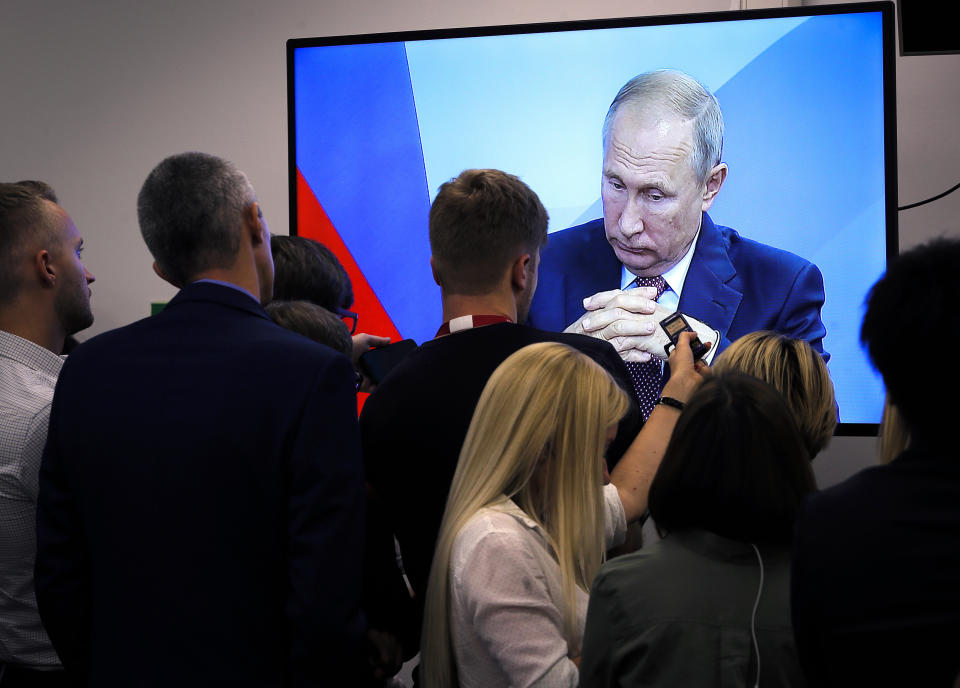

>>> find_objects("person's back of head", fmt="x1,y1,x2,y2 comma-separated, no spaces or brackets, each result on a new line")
861,238,960,443
649,372,816,545
15,180,59,203
265,299,352,358
137,152,257,288
714,331,836,459
0,183,55,305
429,168,548,297
270,235,353,312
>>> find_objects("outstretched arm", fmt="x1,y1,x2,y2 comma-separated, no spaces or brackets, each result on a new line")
611,332,708,522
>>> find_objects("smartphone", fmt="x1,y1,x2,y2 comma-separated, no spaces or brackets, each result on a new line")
357,339,417,385
659,313,709,361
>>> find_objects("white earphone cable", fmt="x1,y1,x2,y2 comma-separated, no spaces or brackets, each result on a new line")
749,543,764,688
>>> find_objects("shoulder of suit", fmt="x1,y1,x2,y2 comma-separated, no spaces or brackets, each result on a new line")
713,222,812,269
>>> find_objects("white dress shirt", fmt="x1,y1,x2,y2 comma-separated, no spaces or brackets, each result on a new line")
449,483,627,687
0,330,64,666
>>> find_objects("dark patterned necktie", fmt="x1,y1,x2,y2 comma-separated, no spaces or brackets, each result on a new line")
624,275,668,421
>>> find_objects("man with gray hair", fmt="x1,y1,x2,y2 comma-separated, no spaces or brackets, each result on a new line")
34,152,367,686
0,181,93,686
528,69,827,419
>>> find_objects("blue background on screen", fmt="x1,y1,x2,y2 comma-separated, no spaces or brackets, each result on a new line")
294,11,887,423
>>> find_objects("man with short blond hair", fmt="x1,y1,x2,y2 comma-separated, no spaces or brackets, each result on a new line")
1,181,94,686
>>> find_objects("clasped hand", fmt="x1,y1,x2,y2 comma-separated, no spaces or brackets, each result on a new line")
563,287,673,363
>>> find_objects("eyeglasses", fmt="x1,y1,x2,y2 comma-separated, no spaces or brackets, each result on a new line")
338,308,358,335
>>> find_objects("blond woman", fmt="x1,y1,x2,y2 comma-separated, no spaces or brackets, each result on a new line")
713,330,836,459
421,333,705,687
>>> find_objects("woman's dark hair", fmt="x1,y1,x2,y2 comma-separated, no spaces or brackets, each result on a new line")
271,235,353,311
648,372,816,544
265,299,352,358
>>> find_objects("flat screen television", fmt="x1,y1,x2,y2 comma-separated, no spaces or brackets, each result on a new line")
287,1,896,433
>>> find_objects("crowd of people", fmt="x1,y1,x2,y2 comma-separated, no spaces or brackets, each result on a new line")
2,74,958,688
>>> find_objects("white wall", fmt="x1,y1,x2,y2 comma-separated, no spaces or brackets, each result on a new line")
2,0,958,485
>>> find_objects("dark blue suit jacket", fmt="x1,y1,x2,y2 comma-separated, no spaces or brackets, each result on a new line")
529,214,828,360
35,282,366,687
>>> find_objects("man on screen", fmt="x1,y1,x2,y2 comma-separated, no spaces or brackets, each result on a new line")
528,69,827,417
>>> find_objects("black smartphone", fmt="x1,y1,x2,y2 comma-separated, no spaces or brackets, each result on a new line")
659,312,709,361
357,339,417,385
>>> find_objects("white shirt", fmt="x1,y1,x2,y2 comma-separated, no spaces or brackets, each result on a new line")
0,330,64,666
449,483,627,687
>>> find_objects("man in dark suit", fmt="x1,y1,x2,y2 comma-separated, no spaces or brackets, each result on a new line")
34,152,367,686
528,70,826,416
359,169,642,666
791,238,960,687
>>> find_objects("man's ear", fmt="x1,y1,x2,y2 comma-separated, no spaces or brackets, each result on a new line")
33,249,56,287
511,253,533,291
701,163,728,212
430,255,443,287
243,202,266,245
152,261,181,288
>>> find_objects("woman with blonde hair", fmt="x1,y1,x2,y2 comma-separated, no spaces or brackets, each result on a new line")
421,335,705,687
878,393,910,464
713,330,837,459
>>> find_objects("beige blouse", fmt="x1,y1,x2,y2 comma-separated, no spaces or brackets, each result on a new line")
448,483,627,688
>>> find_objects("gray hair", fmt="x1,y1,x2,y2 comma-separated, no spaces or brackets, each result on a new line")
602,69,724,183
137,152,256,285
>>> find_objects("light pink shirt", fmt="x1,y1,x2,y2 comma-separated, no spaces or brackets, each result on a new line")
449,483,627,687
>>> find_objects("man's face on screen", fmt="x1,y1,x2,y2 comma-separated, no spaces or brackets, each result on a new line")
601,107,709,278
